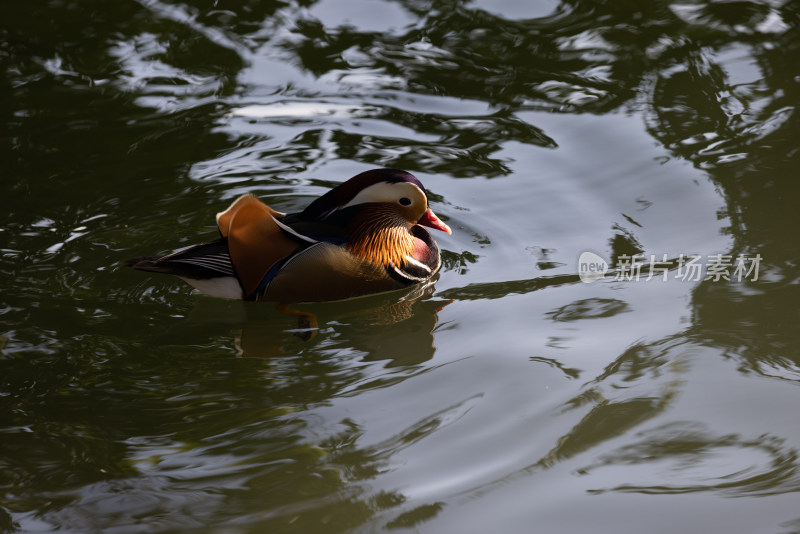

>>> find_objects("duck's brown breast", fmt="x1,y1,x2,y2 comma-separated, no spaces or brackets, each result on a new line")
260,243,407,303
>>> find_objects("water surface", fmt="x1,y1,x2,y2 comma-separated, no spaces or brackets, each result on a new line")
2,0,800,532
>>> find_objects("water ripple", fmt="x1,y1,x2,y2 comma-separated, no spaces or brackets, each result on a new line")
579,422,800,497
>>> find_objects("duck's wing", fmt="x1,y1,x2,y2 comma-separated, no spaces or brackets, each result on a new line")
216,194,311,297
126,239,235,279
126,238,246,299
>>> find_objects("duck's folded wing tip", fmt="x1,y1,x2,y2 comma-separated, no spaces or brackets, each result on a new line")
125,256,158,270
125,240,236,279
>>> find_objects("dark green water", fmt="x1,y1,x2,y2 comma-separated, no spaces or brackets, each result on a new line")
2,0,800,532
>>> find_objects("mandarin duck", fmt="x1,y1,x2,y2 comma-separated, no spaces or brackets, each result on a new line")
127,168,451,303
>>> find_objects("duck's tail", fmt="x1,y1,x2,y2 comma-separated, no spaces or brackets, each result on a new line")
126,239,245,299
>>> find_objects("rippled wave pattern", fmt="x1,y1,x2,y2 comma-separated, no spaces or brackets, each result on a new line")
2,0,800,532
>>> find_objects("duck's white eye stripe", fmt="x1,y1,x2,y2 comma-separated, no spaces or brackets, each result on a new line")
342,182,423,208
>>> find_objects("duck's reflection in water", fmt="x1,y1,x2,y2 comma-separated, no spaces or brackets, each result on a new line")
185,281,452,364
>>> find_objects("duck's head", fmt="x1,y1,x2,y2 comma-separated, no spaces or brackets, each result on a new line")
302,168,451,234
301,168,451,266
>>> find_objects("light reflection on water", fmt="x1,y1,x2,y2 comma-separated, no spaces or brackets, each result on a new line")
2,0,800,532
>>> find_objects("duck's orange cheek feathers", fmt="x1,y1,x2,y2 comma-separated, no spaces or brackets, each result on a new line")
418,208,451,234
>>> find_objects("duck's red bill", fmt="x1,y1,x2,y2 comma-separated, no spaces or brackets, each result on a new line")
418,208,452,234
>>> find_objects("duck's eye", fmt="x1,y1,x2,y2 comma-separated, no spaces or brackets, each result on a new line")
398,197,412,206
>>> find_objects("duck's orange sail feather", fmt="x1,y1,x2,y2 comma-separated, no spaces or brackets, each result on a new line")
217,194,301,297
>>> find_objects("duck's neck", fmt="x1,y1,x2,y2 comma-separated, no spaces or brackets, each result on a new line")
346,207,415,267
